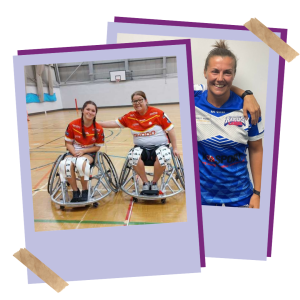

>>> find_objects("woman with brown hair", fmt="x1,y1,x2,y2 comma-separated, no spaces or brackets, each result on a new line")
195,40,264,208
99,91,179,194
62,101,105,202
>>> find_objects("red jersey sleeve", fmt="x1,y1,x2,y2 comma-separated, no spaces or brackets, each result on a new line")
95,126,105,147
158,111,174,131
65,122,75,142
115,112,131,128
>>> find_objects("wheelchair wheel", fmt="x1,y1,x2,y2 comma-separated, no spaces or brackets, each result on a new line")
161,199,166,204
48,154,65,195
98,152,119,193
119,157,131,186
171,149,185,189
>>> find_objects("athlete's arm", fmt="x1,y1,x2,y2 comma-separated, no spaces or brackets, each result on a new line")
248,139,263,208
230,85,261,125
168,128,179,157
98,120,120,128
75,146,101,157
65,141,100,157
65,141,77,156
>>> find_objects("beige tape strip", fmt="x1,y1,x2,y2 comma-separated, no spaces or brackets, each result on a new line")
13,248,68,293
244,18,299,62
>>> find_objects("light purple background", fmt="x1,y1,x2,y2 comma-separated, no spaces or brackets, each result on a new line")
14,42,202,283
107,21,280,260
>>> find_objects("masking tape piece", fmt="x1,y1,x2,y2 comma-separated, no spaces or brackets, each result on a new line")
244,18,299,62
13,248,68,293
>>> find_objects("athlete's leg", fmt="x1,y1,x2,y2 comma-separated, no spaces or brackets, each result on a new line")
132,158,148,183
79,155,94,190
153,156,166,183
64,155,78,191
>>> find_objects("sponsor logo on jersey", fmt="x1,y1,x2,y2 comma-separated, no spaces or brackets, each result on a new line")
133,131,156,137
224,116,245,127
149,122,152,125
132,123,139,126
92,137,96,141
150,112,158,116
72,124,81,129
75,135,81,139
206,155,215,162
201,152,244,164
211,110,225,114
65,131,69,136
129,114,135,117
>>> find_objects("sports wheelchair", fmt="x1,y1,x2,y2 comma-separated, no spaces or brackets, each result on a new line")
119,147,185,204
47,151,119,210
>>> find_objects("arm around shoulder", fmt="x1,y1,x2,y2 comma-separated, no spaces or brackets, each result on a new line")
98,120,120,128
230,85,261,125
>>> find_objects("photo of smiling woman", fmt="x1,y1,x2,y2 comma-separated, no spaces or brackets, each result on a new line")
64,100,105,202
195,40,264,208
99,91,179,194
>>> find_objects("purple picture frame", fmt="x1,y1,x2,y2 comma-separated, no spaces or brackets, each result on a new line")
109,16,286,259
15,39,205,284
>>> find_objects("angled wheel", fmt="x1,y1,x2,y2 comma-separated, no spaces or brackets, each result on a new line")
119,157,131,186
97,152,119,193
48,154,65,195
171,148,185,189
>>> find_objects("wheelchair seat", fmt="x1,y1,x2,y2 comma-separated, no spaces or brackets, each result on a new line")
119,147,185,203
47,152,119,210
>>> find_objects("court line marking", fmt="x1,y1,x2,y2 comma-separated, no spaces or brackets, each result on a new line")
32,182,48,197
76,208,90,229
33,168,51,190
124,198,134,226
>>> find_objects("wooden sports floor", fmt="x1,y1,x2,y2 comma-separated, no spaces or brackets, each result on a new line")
29,104,187,232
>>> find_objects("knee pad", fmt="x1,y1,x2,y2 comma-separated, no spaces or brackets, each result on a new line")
128,147,143,166
155,146,171,166
59,157,75,182
74,157,90,180
59,157,90,181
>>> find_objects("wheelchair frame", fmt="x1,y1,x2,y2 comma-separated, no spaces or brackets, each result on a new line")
119,147,185,203
47,151,119,209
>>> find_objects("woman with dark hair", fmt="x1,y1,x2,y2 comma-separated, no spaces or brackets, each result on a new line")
99,91,179,194
63,101,105,202
195,40,264,208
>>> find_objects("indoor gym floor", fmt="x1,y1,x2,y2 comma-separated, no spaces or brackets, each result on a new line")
29,104,187,231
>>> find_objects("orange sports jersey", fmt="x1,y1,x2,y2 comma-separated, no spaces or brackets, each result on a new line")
115,106,174,147
65,119,105,150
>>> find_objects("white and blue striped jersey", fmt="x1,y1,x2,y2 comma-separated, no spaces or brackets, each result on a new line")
194,85,264,205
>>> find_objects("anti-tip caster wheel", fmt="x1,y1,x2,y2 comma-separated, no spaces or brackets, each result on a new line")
60,205,65,210
133,197,138,203
93,202,99,208
161,199,166,204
